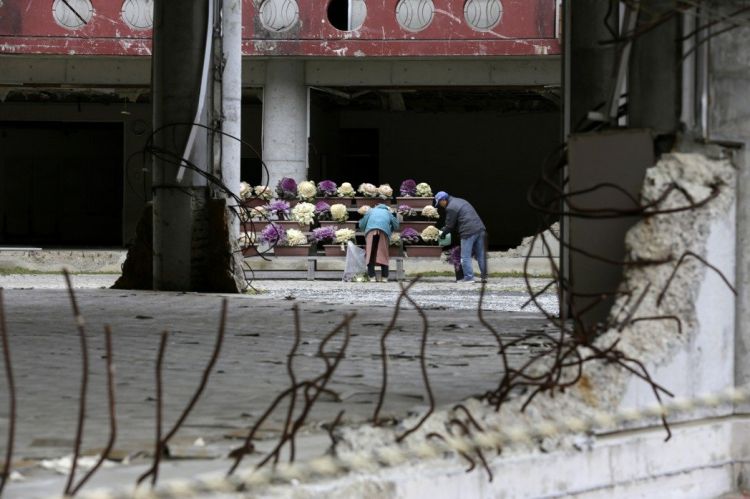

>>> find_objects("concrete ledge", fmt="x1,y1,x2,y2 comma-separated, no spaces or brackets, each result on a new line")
0,249,126,274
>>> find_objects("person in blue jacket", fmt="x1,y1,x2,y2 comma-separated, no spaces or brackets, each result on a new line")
358,204,399,282
435,191,488,283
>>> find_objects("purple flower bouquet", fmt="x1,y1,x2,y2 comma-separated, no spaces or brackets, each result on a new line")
265,199,291,220
311,226,336,245
260,223,286,245
401,227,421,245
399,179,417,197
317,180,338,197
276,177,298,200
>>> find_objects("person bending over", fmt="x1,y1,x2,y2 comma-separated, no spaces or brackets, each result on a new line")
358,204,400,282
435,191,488,283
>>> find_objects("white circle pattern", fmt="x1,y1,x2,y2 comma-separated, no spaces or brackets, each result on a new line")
396,0,434,32
464,0,503,31
121,0,154,30
259,0,300,32
52,0,93,29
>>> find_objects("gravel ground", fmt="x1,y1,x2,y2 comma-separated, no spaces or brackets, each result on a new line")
0,274,559,314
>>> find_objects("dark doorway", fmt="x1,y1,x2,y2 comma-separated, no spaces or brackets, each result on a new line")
0,122,124,246
338,128,379,187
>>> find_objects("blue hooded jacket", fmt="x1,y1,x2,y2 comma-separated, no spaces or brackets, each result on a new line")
358,204,399,239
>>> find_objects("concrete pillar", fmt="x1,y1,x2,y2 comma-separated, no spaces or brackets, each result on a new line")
262,60,308,186
217,0,242,236
152,0,210,290
565,0,618,134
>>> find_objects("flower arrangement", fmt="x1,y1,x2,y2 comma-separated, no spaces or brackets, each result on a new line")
250,206,268,220
276,177,298,200
311,226,336,245
421,225,441,243
260,223,285,245
358,182,379,198
334,228,356,245
357,205,371,216
291,202,316,225
297,180,317,201
337,182,356,197
397,204,414,217
314,201,331,221
390,232,402,246
445,245,462,268
377,184,393,199
400,179,417,197
421,205,439,219
240,181,252,199
317,180,338,197
265,200,290,220
285,228,309,247
330,203,349,222
254,185,273,201
238,232,256,247
416,182,433,198
401,227,421,244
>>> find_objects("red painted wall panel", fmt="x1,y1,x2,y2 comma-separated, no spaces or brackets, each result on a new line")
0,0,559,57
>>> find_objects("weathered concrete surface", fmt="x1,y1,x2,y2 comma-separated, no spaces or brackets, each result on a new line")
0,250,126,274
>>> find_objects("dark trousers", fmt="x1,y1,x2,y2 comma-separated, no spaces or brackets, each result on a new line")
367,232,389,279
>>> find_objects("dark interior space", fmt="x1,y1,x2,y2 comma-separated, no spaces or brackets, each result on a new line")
308,87,561,249
0,121,124,246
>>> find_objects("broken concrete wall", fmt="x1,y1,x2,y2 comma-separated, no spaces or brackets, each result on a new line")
298,150,742,497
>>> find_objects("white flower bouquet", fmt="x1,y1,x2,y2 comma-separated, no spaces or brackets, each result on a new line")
250,206,268,220
240,181,252,199
416,182,433,198
297,180,317,201
253,185,274,201
337,182,356,197
285,229,308,247
421,205,439,219
357,205,371,216
291,202,316,225
330,203,349,222
358,182,379,198
421,225,441,243
238,232,256,247
390,232,402,246
377,183,393,199
334,228,356,245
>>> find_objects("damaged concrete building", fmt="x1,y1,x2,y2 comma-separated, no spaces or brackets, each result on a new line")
1,0,750,497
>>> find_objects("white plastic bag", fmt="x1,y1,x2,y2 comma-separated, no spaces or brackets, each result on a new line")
342,241,367,281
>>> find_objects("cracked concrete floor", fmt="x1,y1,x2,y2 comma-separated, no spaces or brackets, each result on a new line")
0,275,557,496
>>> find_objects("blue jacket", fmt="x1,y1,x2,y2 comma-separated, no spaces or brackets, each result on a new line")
358,204,399,239
442,196,485,238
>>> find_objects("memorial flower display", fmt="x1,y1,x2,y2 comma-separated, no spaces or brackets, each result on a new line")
421,225,441,243
266,200,290,219
399,179,417,197
285,228,308,247
311,226,336,245
297,180,317,201
358,205,371,216
254,185,274,201
314,201,331,220
416,182,433,198
337,182,355,197
358,182,379,197
421,205,439,219
401,227,420,244
377,183,393,199
398,204,414,217
276,177,298,200
240,181,252,199
260,223,285,245
334,228,356,245
330,203,349,222
317,180,338,197
291,202,316,225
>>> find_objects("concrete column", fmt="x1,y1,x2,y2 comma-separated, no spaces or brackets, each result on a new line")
218,0,242,235
262,60,308,186
152,0,210,290
628,0,681,134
